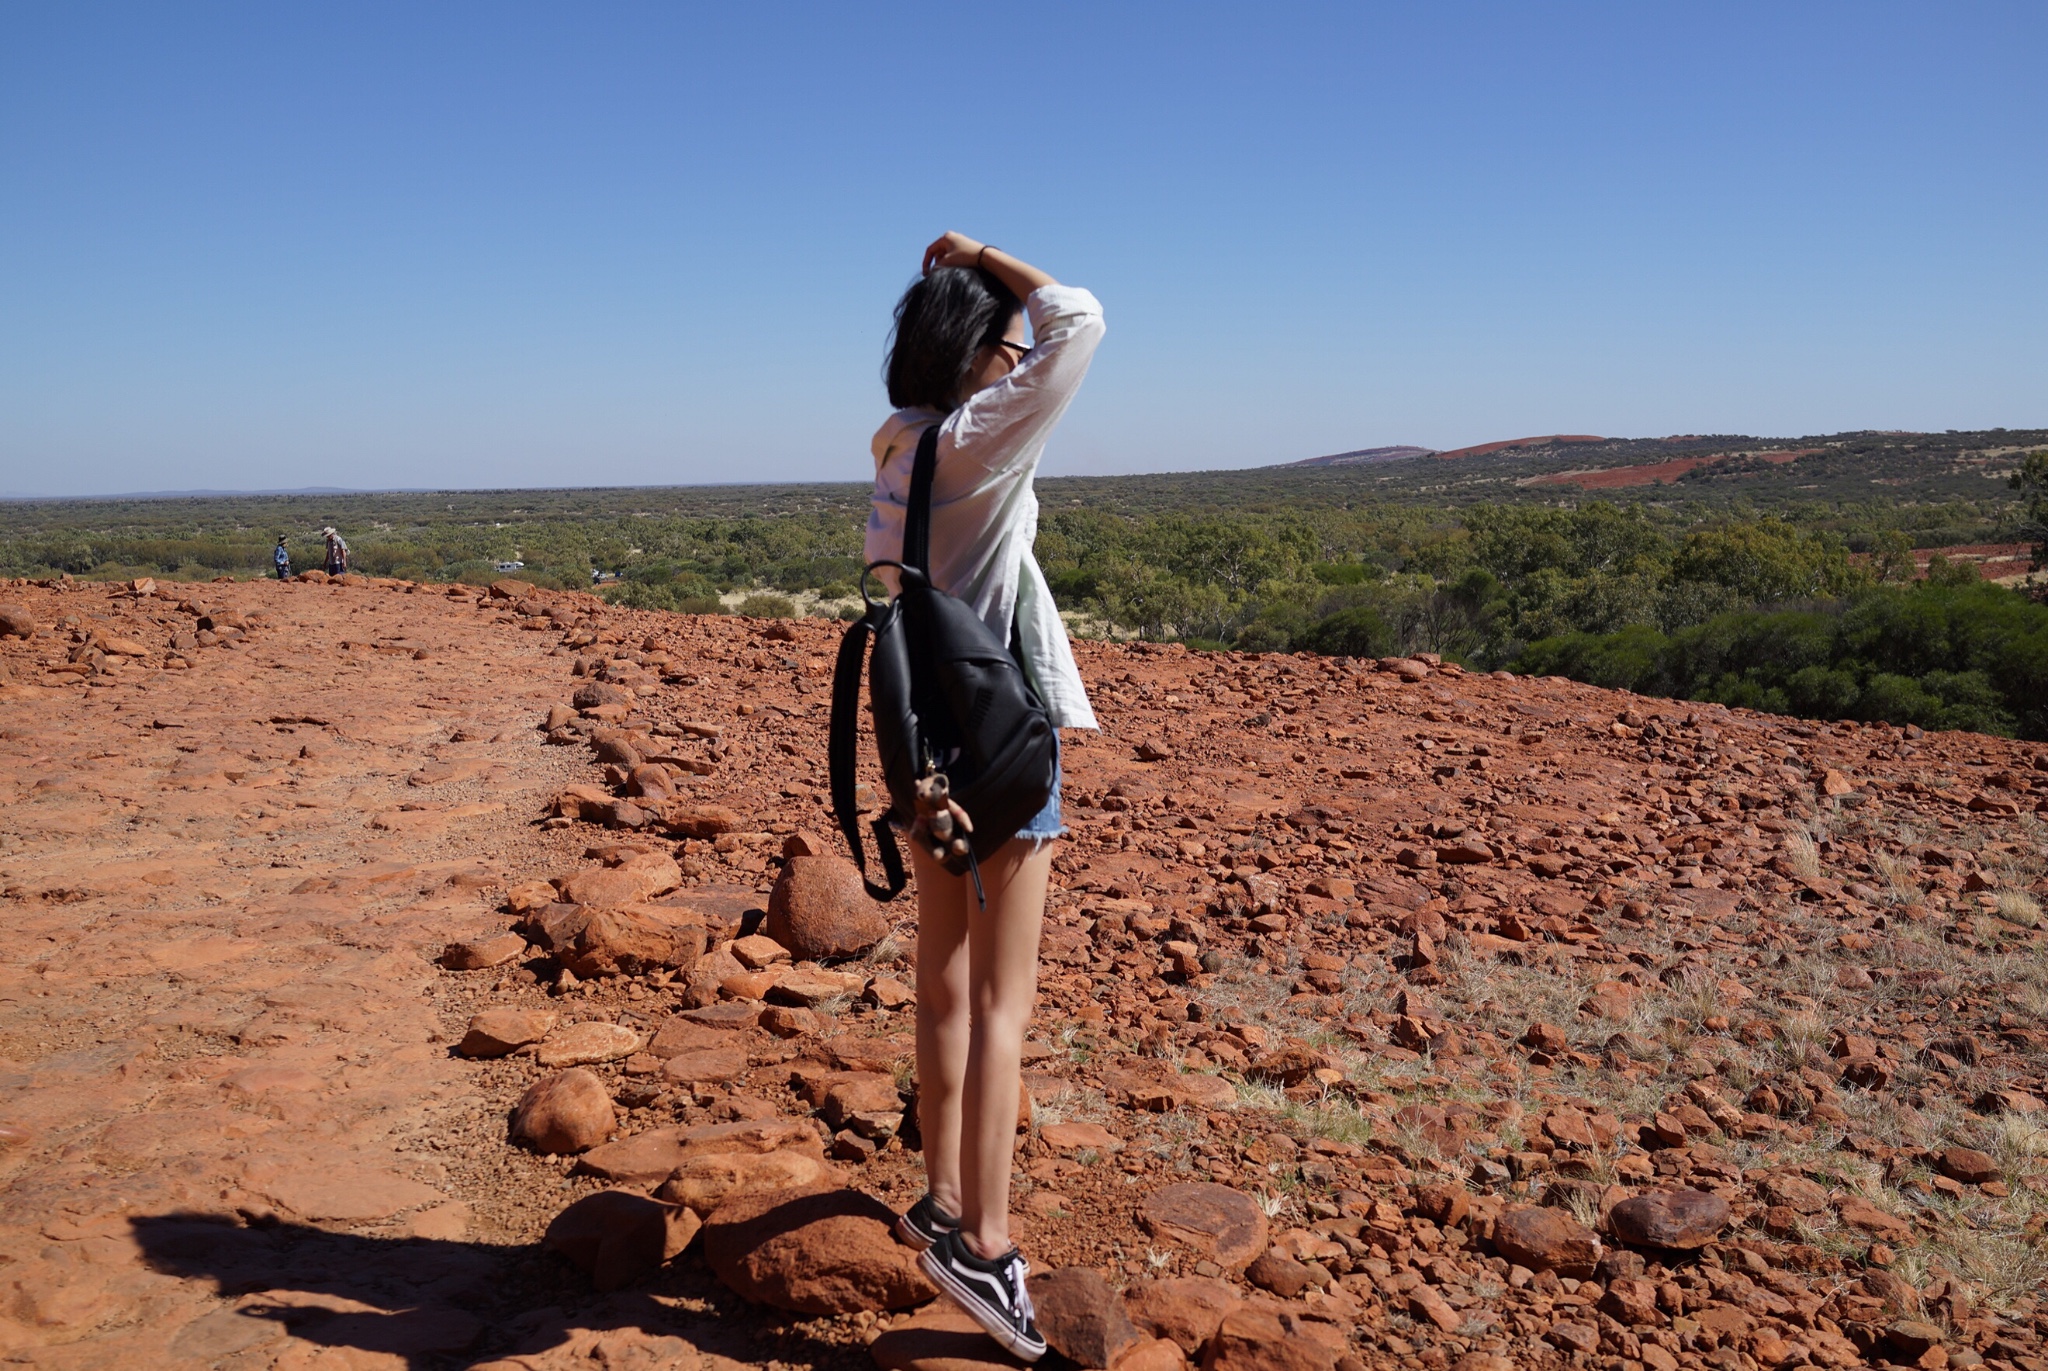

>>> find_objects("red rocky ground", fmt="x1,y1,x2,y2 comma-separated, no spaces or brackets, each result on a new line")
1,573,2046,1371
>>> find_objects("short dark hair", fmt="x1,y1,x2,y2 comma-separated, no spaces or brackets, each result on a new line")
884,267,1022,411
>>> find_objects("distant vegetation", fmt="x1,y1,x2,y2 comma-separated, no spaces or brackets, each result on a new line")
4,429,2045,736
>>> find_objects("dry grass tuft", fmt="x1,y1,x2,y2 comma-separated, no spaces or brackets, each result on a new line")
1559,1187,1603,1232
1992,889,2042,928
1783,830,1824,883
1868,849,1922,904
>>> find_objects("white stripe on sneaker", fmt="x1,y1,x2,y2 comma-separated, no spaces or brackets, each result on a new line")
916,1237,1046,1362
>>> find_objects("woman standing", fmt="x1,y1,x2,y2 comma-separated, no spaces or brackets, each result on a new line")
869,233,1102,1360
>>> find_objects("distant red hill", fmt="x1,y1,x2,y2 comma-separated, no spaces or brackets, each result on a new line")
1531,447,1822,489
1432,434,1605,460
1285,445,1436,467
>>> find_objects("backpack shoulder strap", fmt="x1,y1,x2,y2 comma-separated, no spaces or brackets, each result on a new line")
828,610,908,901
901,421,941,575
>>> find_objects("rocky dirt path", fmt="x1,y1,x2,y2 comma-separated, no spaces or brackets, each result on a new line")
2,574,2047,1371
0,577,790,1369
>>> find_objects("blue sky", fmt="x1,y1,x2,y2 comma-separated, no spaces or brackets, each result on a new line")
2,2,2042,496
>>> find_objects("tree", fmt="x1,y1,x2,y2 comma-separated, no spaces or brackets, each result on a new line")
1669,519,1859,604
1871,530,1916,584
2012,450,2048,571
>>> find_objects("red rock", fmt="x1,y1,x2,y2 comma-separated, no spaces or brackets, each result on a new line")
1598,1276,1660,1326
580,1117,825,1187
543,1189,699,1291
666,804,742,838
534,1020,641,1068
1544,1323,1599,1356
438,931,527,970
683,1000,764,1030
555,861,677,906
822,1033,912,1073
655,1148,837,1216
660,1048,750,1085
869,1302,1018,1371
866,975,914,1009
511,1069,616,1154
1520,1022,1568,1053
1407,1284,1460,1333
457,1007,557,1057
1976,1087,2045,1115
1608,1189,1728,1250
1933,1146,1999,1184
1450,1357,1514,1371
780,829,833,858
730,933,792,968
821,1074,903,1130
0,606,37,639
1836,1195,1914,1241
702,1184,935,1314
1029,1266,1145,1369
1491,1205,1599,1276
765,856,890,960
721,968,783,1001
1247,1046,1324,1087
646,1015,742,1058
1042,1121,1124,1154
548,906,706,979
1860,1268,1919,1313
1116,1339,1189,1371
1881,1321,1946,1361
1413,1183,1470,1228
1125,1277,1242,1355
1244,1249,1316,1299
760,1005,822,1038
1197,1306,1343,1371
770,966,867,1008
1139,1183,1269,1271
573,681,633,710
505,879,559,914
1756,1173,1828,1214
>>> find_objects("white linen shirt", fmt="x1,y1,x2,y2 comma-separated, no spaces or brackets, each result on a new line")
865,283,1103,731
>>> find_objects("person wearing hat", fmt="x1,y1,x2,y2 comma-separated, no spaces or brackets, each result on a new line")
322,528,349,577
273,537,291,580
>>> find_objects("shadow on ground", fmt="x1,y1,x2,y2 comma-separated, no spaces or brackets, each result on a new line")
131,1212,858,1370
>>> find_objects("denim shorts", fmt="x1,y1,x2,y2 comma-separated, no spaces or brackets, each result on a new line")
1016,735,1064,844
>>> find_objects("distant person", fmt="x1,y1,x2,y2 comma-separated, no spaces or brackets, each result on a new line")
273,537,290,580
867,233,1101,1361
322,527,349,577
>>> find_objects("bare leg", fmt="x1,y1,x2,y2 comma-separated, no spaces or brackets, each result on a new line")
958,837,1052,1257
910,840,972,1220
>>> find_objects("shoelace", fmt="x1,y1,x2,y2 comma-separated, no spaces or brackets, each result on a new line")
1010,1256,1036,1323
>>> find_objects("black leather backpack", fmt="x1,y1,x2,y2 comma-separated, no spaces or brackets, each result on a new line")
828,421,1057,901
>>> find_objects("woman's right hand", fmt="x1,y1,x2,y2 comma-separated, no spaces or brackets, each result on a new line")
922,234,1058,297
922,232,987,275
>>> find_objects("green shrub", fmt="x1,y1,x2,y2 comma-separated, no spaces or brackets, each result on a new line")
736,592,795,618
1295,605,1392,658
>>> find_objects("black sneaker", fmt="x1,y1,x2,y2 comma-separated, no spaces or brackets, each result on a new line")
894,1192,960,1251
917,1228,1047,1362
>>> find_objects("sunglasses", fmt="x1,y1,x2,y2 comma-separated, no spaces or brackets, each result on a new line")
985,337,1033,359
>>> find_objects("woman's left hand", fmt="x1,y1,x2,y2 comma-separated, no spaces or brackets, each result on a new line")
922,232,986,274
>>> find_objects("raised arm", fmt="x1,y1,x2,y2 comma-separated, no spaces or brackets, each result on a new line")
922,232,1055,301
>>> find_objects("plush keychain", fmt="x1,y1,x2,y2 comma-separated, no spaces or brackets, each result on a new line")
910,771,975,873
